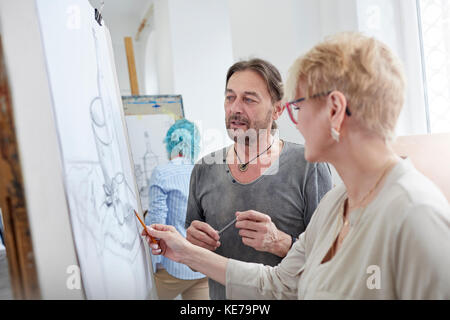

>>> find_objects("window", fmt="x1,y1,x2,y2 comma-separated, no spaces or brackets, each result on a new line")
418,0,450,133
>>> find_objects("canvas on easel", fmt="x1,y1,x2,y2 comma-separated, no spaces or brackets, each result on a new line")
34,0,156,299
122,95,185,214
0,0,162,299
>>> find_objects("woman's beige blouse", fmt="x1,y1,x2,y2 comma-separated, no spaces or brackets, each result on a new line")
225,159,450,299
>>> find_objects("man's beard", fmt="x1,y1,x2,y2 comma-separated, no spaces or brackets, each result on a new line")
226,111,272,146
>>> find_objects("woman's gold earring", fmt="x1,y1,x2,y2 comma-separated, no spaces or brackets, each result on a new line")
331,128,340,143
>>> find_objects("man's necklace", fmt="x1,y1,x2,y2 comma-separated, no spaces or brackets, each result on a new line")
233,140,274,172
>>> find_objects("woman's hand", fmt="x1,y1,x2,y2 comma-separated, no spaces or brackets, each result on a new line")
141,224,193,264
143,223,229,286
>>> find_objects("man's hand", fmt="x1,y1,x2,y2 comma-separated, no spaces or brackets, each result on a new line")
186,220,220,251
235,210,292,257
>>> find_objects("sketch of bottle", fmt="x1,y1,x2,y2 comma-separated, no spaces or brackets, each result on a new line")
142,131,159,182
139,131,159,211
134,164,144,193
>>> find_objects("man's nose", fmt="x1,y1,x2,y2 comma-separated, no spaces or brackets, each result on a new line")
229,97,244,114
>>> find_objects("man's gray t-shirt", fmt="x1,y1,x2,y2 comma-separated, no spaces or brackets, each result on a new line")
185,141,333,299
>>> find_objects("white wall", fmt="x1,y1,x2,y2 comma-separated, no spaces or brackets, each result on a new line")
106,18,147,96
144,23,159,94
152,0,174,95
90,0,151,96
151,0,234,158
356,0,428,136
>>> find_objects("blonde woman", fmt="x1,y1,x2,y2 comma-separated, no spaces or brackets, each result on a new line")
143,32,450,299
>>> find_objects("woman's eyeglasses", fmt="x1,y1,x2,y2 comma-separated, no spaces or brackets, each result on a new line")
284,91,352,125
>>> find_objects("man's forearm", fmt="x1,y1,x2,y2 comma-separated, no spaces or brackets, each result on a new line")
182,243,228,285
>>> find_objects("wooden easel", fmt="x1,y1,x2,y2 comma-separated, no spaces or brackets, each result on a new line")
124,36,139,95
0,36,40,299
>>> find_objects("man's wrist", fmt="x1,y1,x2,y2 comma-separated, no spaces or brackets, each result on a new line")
271,230,292,258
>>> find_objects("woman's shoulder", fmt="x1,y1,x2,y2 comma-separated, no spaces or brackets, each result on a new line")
374,159,450,234
385,159,449,215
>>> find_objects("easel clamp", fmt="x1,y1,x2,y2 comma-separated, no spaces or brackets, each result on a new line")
94,1,104,26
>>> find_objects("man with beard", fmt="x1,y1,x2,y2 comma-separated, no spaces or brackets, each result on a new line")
185,58,332,299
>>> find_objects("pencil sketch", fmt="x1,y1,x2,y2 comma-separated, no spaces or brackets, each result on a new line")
125,114,174,212
36,0,154,299
133,130,159,211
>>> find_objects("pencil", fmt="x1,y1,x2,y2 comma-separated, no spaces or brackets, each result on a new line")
134,210,158,244
218,217,237,235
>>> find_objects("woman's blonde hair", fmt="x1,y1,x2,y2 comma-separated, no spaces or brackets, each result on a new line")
285,32,406,141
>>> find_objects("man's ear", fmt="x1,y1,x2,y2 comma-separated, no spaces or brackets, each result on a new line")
272,101,284,121
328,91,347,131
